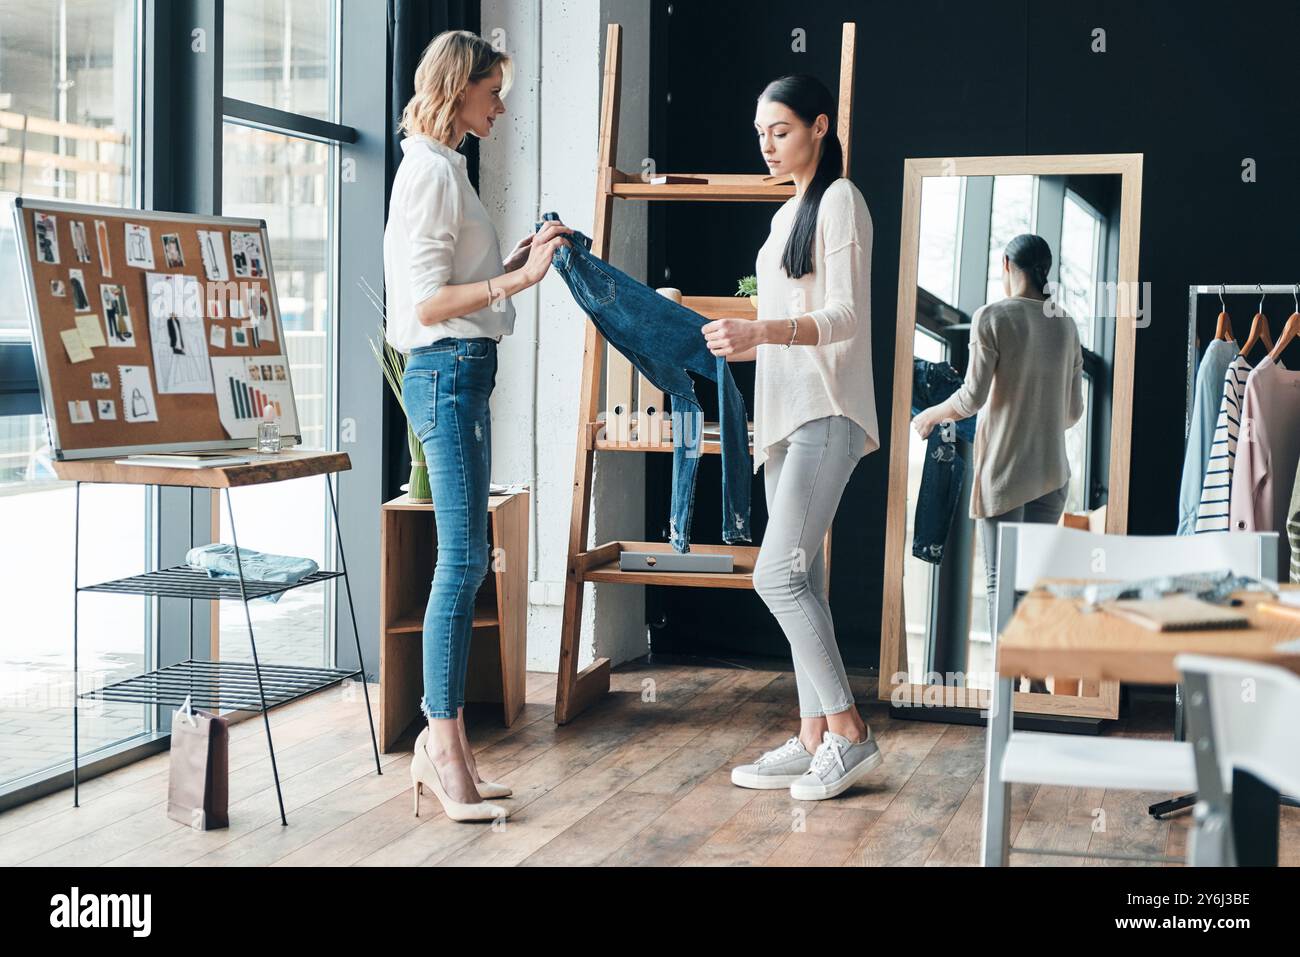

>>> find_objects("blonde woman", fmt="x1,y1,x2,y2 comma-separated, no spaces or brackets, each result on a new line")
384,30,572,822
703,75,882,801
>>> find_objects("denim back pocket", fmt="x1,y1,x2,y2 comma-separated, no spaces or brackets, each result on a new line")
574,257,616,307
403,368,438,441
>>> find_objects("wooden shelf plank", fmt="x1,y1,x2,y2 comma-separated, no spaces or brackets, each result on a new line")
578,540,759,589
680,295,758,320
387,601,498,635
381,490,526,512
609,170,795,202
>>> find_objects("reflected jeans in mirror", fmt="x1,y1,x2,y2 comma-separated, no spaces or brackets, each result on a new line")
538,211,751,553
911,358,976,564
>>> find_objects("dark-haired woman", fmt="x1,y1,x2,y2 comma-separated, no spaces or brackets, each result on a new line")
703,75,882,801
911,234,1084,645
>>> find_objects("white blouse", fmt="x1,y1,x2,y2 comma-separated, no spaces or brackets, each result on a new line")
752,177,879,473
383,133,516,352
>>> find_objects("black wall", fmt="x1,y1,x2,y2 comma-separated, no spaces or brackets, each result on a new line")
642,0,1300,666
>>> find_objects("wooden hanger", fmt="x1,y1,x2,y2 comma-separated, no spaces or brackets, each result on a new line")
1238,284,1275,357
1267,284,1300,363
1214,284,1234,341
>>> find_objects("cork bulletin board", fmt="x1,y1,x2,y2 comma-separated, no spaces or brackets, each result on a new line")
11,198,303,460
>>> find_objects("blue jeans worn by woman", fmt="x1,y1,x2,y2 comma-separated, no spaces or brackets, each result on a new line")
402,336,497,720
535,211,751,553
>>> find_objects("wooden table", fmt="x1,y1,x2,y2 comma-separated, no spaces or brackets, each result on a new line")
985,582,1300,865
997,585,1300,684
52,448,352,488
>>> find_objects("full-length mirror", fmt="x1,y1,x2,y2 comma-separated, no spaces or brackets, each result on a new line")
881,155,1143,719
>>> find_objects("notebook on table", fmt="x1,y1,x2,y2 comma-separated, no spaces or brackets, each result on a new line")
115,451,253,469
1098,595,1250,632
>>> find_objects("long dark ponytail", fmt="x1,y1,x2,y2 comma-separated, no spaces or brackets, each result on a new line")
758,74,843,280
1004,233,1053,298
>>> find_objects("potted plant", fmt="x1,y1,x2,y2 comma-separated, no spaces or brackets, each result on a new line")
736,274,758,310
369,326,431,504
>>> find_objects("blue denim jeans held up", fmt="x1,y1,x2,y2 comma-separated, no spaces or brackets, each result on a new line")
402,336,497,720
911,358,977,564
537,211,751,553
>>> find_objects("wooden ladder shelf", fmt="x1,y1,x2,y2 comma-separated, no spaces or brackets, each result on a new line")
556,21,858,724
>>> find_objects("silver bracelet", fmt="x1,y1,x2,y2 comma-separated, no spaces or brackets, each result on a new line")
781,316,797,349
486,277,496,307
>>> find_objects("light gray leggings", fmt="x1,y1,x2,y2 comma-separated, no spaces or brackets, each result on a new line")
753,415,867,718
977,482,1068,640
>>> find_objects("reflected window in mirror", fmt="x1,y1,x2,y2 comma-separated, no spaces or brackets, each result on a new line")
1060,189,1103,345
985,175,1036,304
918,177,963,304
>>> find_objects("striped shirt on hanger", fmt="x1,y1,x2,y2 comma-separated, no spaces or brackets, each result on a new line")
1194,354,1252,532
1289,466,1300,583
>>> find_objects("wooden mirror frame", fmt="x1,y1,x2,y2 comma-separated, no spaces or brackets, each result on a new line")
879,153,1144,719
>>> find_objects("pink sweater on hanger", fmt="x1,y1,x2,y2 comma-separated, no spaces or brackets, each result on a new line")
1229,354,1300,572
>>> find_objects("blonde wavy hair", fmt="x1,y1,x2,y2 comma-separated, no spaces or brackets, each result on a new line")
398,30,513,145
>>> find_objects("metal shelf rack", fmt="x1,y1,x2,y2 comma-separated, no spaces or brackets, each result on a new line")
66,455,382,827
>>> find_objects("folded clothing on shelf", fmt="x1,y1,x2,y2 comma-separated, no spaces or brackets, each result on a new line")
184,543,319,603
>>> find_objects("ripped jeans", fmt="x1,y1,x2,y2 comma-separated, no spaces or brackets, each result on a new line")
402,336,497,720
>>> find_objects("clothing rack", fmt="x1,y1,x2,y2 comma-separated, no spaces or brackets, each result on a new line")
553,21,858,724
1160,283,1300,822
1184,284,1300,439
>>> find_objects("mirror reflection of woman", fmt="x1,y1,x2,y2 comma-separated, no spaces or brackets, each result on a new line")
703,74,883,801
911,234,1084,650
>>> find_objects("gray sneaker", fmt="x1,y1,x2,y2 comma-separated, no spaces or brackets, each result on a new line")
730,736,814,789
789,729,882,800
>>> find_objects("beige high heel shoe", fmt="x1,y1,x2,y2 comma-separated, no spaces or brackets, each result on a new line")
410,735,508,822
416,727,512,799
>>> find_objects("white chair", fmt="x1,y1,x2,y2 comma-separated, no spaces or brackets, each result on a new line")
1175,653,1300,866
980,525,1278,866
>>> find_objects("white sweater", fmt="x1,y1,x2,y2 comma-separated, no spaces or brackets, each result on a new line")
383,134,515,352
752,177,879,473
948,297,1084,518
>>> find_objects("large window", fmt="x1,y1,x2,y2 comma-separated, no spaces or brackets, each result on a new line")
224,0,336,122
0,0,369,809
217,1,339,668
0,0,149,794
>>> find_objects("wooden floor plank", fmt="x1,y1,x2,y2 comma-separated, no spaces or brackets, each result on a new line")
1012,784,1106,866
927,772,1038,867
845,724,986,867
1082,788,1173,867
